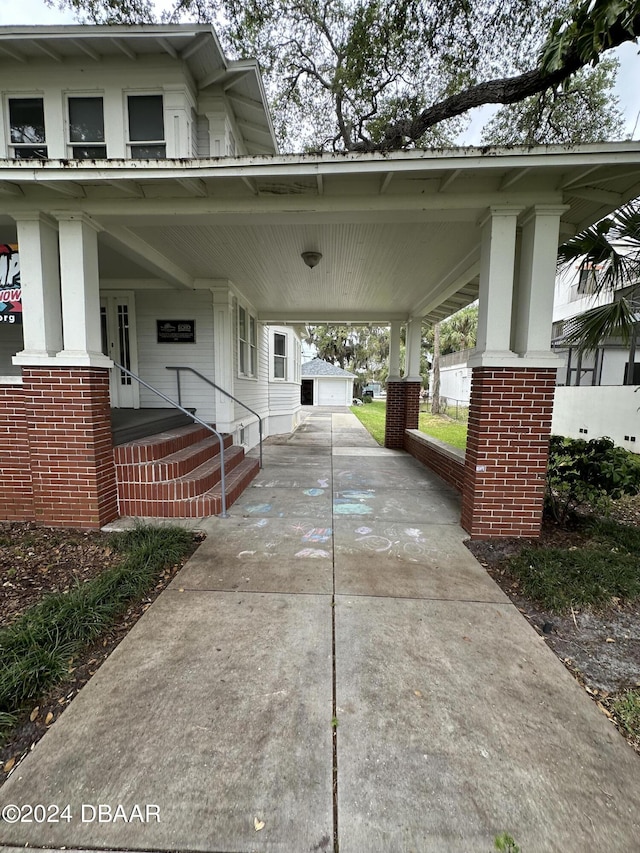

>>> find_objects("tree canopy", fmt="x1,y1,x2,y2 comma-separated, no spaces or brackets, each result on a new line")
50,0,638,151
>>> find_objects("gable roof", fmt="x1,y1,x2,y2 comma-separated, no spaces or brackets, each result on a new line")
302,358,356,378
0,24,277,156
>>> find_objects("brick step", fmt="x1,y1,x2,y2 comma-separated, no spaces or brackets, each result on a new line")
118,456,260,518
117,445,246,504
116,433,234,483
113,423,217,465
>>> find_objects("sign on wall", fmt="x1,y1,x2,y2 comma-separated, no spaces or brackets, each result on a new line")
0,244,21,325
156,320,196,343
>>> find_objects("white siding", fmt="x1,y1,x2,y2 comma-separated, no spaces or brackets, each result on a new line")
553,385,640,452
134,290,217,421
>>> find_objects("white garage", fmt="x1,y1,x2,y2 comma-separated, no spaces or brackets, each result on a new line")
301,359,356,407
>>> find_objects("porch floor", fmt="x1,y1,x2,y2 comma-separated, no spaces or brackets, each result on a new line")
110,407,196,445
2,409,639,852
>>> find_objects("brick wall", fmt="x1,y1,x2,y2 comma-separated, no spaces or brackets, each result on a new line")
0,383,34,520
22,368,119,529
404,429,465,493
461,367,556,539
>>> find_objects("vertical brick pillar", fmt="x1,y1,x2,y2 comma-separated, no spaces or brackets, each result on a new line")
461,367,556,539
404,382,421,431
23,367,118,529
0,383,34,520
384,381,407,448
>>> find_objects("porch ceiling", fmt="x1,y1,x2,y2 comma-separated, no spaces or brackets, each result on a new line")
2,143,640,325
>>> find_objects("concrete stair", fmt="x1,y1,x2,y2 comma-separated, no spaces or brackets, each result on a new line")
114,423,259,517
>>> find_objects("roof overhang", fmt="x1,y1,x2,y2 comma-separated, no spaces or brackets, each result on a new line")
1,143,639,325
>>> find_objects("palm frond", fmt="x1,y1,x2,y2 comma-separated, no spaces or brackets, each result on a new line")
562,298,638,353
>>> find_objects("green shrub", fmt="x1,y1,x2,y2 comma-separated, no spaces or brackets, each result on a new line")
545,435,640,524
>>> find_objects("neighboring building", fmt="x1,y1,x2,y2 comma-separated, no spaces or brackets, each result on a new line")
430,349,473,405
301,358,355,406
550,252,640,450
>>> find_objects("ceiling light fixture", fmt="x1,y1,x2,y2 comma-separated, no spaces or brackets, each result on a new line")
301,251,322,269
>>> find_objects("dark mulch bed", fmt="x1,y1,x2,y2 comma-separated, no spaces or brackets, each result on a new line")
0,522,202,783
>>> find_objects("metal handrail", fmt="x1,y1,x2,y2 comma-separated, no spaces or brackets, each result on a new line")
166,366,263,469
112,361,229,518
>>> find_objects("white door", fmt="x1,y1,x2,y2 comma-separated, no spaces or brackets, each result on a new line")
100,292,140,409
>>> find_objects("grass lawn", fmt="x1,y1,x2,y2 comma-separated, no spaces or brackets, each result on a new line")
351,400,467,450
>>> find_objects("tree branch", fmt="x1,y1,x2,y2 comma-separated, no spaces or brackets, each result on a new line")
352,11,640,151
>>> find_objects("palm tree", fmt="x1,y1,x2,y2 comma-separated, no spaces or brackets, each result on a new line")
557,201,640,383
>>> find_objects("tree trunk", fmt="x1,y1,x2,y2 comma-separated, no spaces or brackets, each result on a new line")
431,322,441,415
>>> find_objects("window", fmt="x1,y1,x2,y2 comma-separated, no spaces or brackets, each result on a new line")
68,97,106,159
9,97,47,159
274,332,286,379
577,264,599,295
127,95,165,158
238,305,257,377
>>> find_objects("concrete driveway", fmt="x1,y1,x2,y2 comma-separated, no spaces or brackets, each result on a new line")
1,409,639,852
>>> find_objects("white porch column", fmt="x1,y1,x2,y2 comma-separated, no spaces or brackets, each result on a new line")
12,213,63,365
388,320,402,381
404,316,423,382
470,206,522,368
513,205,569,362
55,212,111,367
211,285,236,430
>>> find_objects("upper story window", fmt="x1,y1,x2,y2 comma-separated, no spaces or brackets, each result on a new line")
68,97,106,159
273,332,287,379
238,305,257,378
127,95,165,158
8,97,47,159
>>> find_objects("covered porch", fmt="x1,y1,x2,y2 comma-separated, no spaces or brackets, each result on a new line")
2,142,640,532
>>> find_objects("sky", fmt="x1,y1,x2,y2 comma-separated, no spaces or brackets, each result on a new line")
0,0,639,144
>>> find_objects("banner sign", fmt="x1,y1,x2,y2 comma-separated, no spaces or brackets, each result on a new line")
156,320,196,343
0,244,21,325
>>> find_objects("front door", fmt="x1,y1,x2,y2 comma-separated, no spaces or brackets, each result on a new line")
100,292,140,409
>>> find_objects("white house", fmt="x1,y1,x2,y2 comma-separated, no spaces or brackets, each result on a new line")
550,249,640,450
301,358,355,406
1,24,640,538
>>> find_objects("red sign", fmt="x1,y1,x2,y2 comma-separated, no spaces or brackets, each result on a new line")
0,244,21,324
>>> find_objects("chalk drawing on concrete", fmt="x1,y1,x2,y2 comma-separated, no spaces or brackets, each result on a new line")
355,526,373,535
245,504,272,514
237,550,256,558
317,478,330,488
333,502,373,515
303,488,325,496
355,534,395,552
295,548,331,558
302,527,332,543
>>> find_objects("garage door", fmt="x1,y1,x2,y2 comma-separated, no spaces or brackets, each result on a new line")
318,381,345,406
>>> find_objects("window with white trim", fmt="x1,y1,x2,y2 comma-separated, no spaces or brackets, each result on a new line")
8,97,47,159
127,94,166,158
238,305,257,378
273,332,287,379
68,96,106,159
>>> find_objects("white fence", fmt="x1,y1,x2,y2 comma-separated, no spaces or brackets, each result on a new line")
552,385,640,453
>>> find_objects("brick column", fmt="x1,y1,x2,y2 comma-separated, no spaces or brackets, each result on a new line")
384,381,407,448
0,383,34,520
404,381,421,431
23,367,118,529
461,367,556,539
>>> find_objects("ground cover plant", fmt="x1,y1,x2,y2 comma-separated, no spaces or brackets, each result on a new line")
0,523,198,775
350,399,468,449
